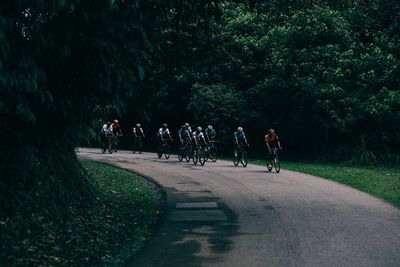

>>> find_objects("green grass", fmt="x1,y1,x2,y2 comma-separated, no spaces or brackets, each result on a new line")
248,158,400,207
78,159,164,266
1,159,164,267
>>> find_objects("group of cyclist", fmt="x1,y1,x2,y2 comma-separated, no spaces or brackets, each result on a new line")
156,122,282,168
156,122,218,148
100,120,122,152
100,120,282,169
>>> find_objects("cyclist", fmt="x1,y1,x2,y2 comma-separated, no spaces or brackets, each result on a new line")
193,126,207,148
264,128,282,167
111,119,122,136
233,127,248,157
178,125,191,145
101,121,113,135
204,125,216,143
185,122,192,134
100,121,113,150
157,123,173,144
110,119,122,150
133,123,145,153
133,123,145,139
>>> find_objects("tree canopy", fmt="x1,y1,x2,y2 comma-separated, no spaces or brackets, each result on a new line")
1,0,399,264
136,0,400,163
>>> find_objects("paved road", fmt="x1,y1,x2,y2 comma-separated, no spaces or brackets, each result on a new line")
78,148,400,267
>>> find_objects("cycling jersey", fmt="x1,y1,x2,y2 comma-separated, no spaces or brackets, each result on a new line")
264,134,279,146
101,124,113,136
158,128,170,138
111,123,122,135
193,131,206,144
178,129,190,139
234,131,246,140
205,128,216,139
133,127,145,137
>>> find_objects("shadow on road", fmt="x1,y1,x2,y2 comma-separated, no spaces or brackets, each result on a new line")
124,186,241,267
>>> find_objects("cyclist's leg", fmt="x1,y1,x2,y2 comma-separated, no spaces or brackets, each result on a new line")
233,143,238,157
100,134,106,148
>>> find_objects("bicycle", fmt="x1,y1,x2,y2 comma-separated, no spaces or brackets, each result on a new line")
178,139,191,162
206,141,218,162
192,144,206,166
132,135,144,154
100,134,113,154
157,139,171,159
267,147,280,173
111,134,122,152
233,143,248,167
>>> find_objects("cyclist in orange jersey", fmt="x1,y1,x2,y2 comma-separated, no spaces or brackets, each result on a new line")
264,129,282,167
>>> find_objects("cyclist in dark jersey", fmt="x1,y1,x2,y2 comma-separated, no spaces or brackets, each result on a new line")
233,127,248,157
264,129,282,167
178,125,191,145
133,123,145,139
204,125,216,143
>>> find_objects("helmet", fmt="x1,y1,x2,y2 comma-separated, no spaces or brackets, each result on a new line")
162,123,168,128
185,122,190,127
181,125,186,129
237,127,243,132
136,123,141,127
268,129,275,134
196,126,202,132
208,125,213,130
114,119,118,123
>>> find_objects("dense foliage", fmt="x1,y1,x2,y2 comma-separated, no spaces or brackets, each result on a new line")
0,0,217,265
1,0,399,265
137,0,399,163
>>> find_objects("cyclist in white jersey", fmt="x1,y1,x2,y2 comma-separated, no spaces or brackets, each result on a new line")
157,123,173,144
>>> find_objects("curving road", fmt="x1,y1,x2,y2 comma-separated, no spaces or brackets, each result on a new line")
78,148,400,267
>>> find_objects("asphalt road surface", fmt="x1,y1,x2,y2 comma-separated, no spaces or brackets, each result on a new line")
78,148,400,267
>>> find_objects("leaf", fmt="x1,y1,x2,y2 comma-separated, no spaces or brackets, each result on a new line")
16,102,36,123
137,65,145,80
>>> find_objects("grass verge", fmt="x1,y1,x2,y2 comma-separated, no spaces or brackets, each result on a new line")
248,158,400,207
77,159,164,266
1,159,164,266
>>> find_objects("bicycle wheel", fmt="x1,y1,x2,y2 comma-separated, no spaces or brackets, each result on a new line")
113,138,118,152
241,150,248,167
266,155,272,171
233,150,239,166
101,141,106,153
210,147,217,162
273,155,280,173
178,146,183,162
157,145,162,159
185,147,191,162
108,139,113,154
132,140,136,153
192,149,198,165
138,139,143,154
199,149,206,166
204,148,209,162
185,146,191,162
164,144,170,159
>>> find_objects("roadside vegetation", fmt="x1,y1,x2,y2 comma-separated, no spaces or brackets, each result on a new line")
249,158,400,207
0,159,164,266
1,0,399,265
80,160,164,265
